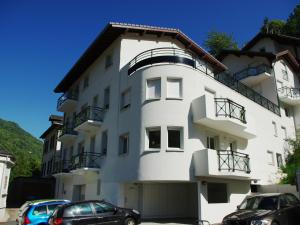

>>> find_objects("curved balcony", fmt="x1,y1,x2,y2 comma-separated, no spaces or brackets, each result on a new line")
70,152,101,174
234,64,272,86
74,106,104,133
193,149,251,180
57,92,78,112
128,48,204,75
278,87,300,105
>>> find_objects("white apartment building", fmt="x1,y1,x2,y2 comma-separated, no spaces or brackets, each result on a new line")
46,23,300,223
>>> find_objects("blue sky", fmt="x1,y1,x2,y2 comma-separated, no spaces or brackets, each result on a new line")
0,0,297,138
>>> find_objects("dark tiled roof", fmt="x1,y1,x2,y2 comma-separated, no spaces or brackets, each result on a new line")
54,22,227,93
217,49,276,61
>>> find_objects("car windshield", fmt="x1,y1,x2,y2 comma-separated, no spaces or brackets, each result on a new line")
239,196,278,210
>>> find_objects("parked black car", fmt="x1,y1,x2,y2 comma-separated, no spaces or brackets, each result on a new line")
48,200,141,225
222,193,300,225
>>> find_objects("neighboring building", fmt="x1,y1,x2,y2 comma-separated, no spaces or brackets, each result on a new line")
0,150,15,222
46,23,300,223
40,115,63,177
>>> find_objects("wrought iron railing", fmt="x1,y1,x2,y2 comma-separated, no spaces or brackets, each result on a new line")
278,87,300,99
217,150,250,173
215,72,280,116
52,160,70,174
57,91,78,109
128,47,213,76
215,98,246,123
128,48,280,116
75,106,104,128
60,123,78,137
234,64,272,81
70,152,101,170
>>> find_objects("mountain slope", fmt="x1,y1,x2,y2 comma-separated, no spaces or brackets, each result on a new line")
0,118,42,181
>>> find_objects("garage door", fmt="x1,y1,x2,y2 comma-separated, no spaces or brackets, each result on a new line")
142,183,197,218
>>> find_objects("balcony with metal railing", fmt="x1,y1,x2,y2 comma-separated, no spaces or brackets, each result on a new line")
278,87,300,105
74,106,104,133
52,159,71,175
70,152,101,174
57,91,78,112
192,95,256,139
58,124,78,143
193,149,251,180
234,64,272,86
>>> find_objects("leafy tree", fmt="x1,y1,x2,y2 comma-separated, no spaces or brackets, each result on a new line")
204,31,239,56
0,118,43,181
283,5,300,37
261,17,286,35
281,138,300,185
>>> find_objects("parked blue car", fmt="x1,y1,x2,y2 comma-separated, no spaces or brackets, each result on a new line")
18,200,70,225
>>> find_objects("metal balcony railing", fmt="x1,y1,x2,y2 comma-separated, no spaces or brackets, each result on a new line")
57,91,78,109
234,64,272,81
217,150,250,173
70,152,101,170
215,72,280,116
52,160,71,174
278,87,300,98
61,123,78,136
75,106,104,128
215,98,246,123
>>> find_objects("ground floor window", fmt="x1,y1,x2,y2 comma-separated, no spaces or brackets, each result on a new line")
207,182,228,203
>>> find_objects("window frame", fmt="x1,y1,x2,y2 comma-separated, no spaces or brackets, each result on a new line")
145,127,161,151
146,78,161,101
267,150,275,166
119,133,129,155
104,86,110,110
272,121,278,137
166,77,183,100
167,127,183,151
207,182,228,204
105,54,113,69
121,88,131,110
101,131,108,156
276,153,283,168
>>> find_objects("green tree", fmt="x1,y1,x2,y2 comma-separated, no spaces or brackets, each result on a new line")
283,5,300,37
261,17,286,35
204,31,239,56
281,138,300,185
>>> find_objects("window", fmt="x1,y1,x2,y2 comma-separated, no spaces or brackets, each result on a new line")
282,62,288,81
50,135,55,150
48,204,60,214
78,142,84,154
121,89,131,109
83,75,89,90
206,136,217,150
101,131,108,155
272,121,278,137
167,78,182,99
146,78,161,100
146,128,161,149
97,179,101,195
276,153,283,168
93,95,98,107
119,133,129,155
105,54,113,68
33,205,47,215
44,140,49,153
168,127,182,149
286,194,300,206
267,151,274,165
104,87,110,109
284,107,290,117
281,126,287,140
64,203,93,217
92,202,115,214
207,183,228,203
90,136,95,153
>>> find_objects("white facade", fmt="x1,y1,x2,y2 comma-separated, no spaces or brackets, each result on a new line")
48,23,300,224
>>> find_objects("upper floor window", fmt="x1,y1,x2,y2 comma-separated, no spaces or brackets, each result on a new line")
206,136,218,150
276,153,283,168
119,133,129,155
104,87,110,109
121,89,131,110
146,127,161,149
83,75,89,90
272,121,278,137
281,62,288,81
101,131,108,155
284,107,290,117
281,126,287,140
105,54,113,69
267,150,274,165
50,135,55,150
146,78,161,100
167,78,182,99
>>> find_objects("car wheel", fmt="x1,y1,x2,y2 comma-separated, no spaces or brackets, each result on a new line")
124,217,136,225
